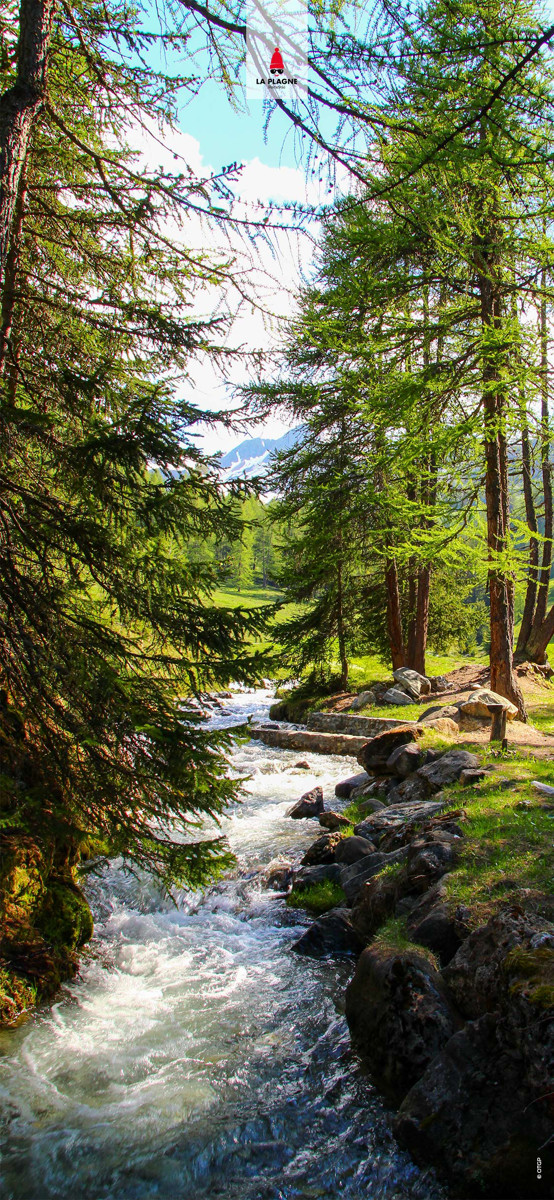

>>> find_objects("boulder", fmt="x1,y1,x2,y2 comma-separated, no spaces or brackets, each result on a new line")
429,675,449,692
350,690,376,710
357,725,422,773
386,742,426,778
354,794,387,814
393,668,431,700
350,872,403,940
335,771,371,799
379,809,467,855
354,799,448,846
345,946,460,1104
318,811,351,832
395,1007,554,1199
382,688,414,706
459,767,488,786
292,863,343,890
460,688,518,722
387,775,429,806
443,906,554,1019
340,846,409,903
404,836,462,894
292,760,310,769
301,832,342,866
418,703,461,724
407,884,470,966
291,908,364,958
286,786,325,819
417,749,480,795
334,835,377,865
423,717,459,737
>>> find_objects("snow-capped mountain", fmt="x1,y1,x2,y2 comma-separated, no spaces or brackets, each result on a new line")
218,427,302,481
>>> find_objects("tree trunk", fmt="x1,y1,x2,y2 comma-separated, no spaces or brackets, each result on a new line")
532,274,552,631
0,167,26,377
478,237,526,717
336,556,348,691
411,564,430,675
385,558,406,670
0,0,56,276
515,411,539,657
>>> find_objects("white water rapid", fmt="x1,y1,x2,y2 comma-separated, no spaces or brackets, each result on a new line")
0,690,444,1200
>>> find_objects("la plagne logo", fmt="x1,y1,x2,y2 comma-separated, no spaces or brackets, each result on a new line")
255,46,297,87
245,0,308,100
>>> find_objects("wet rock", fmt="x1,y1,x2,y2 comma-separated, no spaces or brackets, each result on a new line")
382,687,414,706
386,742,426,778
345,946,459,1104
393,668,431,700
395,1008,554,1199
264,860,294,892
417,749,480,795
354,799,448,846
291,909,364,958
292,863,342,890
443,906,554,1019
357,726,422,774
286,786,325,819
318,811,351,831
301,832,343,867
340,846,409,904
335,771,371,799
460,688,518,721
334,836,377,865
293,760,310,770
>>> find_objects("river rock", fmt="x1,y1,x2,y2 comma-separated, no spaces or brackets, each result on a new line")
459,688,518,721
354,799,448,846
382,688,414,706
345,946,460,1104
318,811,351,831
417,749,479,795
393,668,431,700
287,786,325,819
301,832,343,866
357,726,422,773
264,860,294,892
292,863,342,890
291,909,364,958
386,743,426,778
335,771,371,798
378,808,467,855
334,836,377,865
340,846,409,903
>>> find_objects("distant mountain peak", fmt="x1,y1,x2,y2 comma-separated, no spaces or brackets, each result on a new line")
218,427,302,481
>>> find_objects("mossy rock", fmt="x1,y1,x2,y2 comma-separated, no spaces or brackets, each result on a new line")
0,966,37,1026
36,879,93,950
0,836,48,927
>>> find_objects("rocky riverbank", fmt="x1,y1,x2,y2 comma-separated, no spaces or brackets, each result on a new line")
274,715,554,1199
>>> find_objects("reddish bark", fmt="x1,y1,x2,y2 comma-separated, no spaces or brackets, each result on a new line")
385,558,406,670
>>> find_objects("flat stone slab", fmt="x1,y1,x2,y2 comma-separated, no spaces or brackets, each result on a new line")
307,713,420,736
249,727,369,756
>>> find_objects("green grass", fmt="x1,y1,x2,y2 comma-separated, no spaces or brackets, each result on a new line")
437,753,554,924
371,915,440,970
212,586,282,608
286,879,346,915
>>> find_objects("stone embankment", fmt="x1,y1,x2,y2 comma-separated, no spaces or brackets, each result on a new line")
273,710,553,1200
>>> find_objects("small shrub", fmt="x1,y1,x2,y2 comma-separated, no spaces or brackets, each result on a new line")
287,879,346,915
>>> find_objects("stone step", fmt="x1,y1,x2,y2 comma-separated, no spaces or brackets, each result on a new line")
306,712,420,737
249,727,369,757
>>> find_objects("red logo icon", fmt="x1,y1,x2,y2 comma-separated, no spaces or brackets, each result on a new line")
270,48,284,74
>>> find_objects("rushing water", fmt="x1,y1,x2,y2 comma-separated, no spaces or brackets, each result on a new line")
0,690,444,1200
